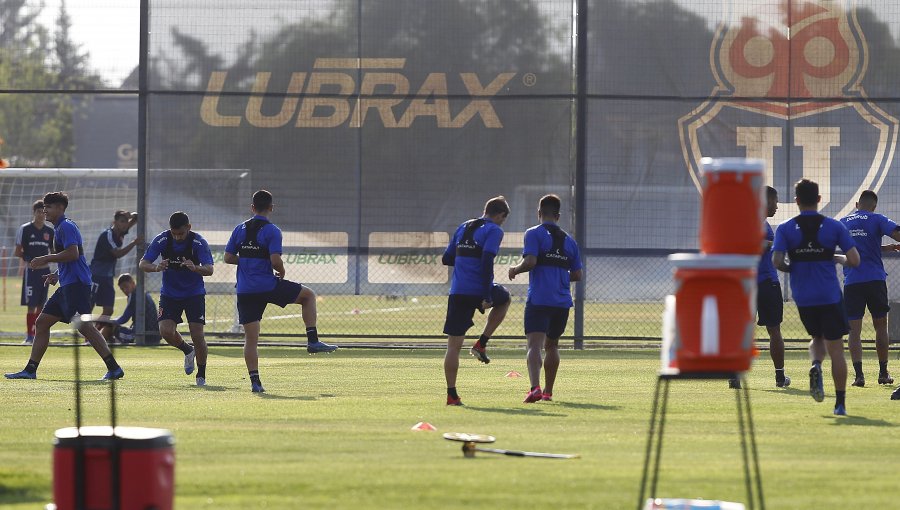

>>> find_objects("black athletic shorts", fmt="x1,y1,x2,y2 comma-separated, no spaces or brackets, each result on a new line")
843,280,890,321
236,279,303,325
524,303,570,339
798,301,849,340
756,279,783,327
158,294,206,325
442,284,511,336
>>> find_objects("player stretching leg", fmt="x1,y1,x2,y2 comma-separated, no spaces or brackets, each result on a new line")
441,196,511,405
15,200,54,344
773,179,859,416
5,192,123,380
509,194,582,403
140,212,214,386
225,190,336,393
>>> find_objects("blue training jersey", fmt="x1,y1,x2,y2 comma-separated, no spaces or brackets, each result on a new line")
54,216,92,287
773,211,854,307
840,210,899,286
90,228,123,278
444,217,503,297
144,230,214,299
757,222,778,283
115,291,159,332
225,215,283,294
16,222,54,262
523,222,582,308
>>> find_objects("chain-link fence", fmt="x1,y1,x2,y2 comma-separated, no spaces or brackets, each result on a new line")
3,0,900,342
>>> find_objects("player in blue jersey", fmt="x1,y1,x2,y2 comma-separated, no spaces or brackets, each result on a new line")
773,179,859,415
5,192,123,381
839,190,900,388
99,273,161,346
225,190,336,393
90,210,141,317
509,194,583,404
732,186,790,390
15,200,54,344
139,212,214,386
441,196,512,406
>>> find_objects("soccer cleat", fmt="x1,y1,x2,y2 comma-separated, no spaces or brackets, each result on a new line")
446,395,464,406
251,381,266,393
833,404,847,416
776,376,791,388
728,378,741,389
22,337,33,345
809,365,825,402
307,341,338,354
891,387,900,400
523,387,543,404
196,376,206,387
184,349,196,375
470,343,490,364
878,373,894,385
541,392,553,401
851,375,865,387
102,367,125,381
4,369,36,380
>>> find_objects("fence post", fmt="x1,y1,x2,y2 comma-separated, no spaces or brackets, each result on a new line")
135,0,150,345
573,0,588,350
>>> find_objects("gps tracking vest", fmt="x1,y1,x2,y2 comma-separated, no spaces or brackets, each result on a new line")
536,224,570,268
787,214,834,262
239,218,271,259
161,231,200,270
456,219,486,258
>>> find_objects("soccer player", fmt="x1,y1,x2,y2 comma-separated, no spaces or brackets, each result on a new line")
224,190,336,393
90,210,141,316
15,200,54,344
773,179,859,416
732,186,790,390
139,212,213,386
99,273,161,346
5,192,124,380
508,194,583,403
839,190,900,388
441,196,512,406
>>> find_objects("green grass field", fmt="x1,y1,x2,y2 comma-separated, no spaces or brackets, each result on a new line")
2,346,899,509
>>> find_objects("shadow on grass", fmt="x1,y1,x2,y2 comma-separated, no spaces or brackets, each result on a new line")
755,387,807,397
193,384,229,392
255,393,317,401
826,415,896,427
464,406,566,417
554,401,621,411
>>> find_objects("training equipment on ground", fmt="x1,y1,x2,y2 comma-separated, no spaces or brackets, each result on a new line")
442,432,579,459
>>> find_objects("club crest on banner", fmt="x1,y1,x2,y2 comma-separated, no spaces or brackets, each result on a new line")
679,0,898,223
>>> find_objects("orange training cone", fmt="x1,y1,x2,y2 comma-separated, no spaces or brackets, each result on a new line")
411,422,437,431
505,371,522,378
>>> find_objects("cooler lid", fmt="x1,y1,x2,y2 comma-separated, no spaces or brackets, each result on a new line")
669,253,759,269
54,426,174,449
701,157,765,173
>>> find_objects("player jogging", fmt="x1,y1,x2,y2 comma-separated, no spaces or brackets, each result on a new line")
89,210,141,316
732,186,790,390
224,190,337,393
773,179,859,416
839,190,900,388
5,192,124,381
140,212,214,386
509,194,583,403
441,196,512,406
15,200,54,344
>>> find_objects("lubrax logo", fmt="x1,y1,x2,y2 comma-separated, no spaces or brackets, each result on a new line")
201,58,516,129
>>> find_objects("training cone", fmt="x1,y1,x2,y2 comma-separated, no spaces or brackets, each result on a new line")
505,371,522,378
411,422,437,431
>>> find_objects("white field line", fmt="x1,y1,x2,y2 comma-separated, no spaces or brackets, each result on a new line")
203,303,444,324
